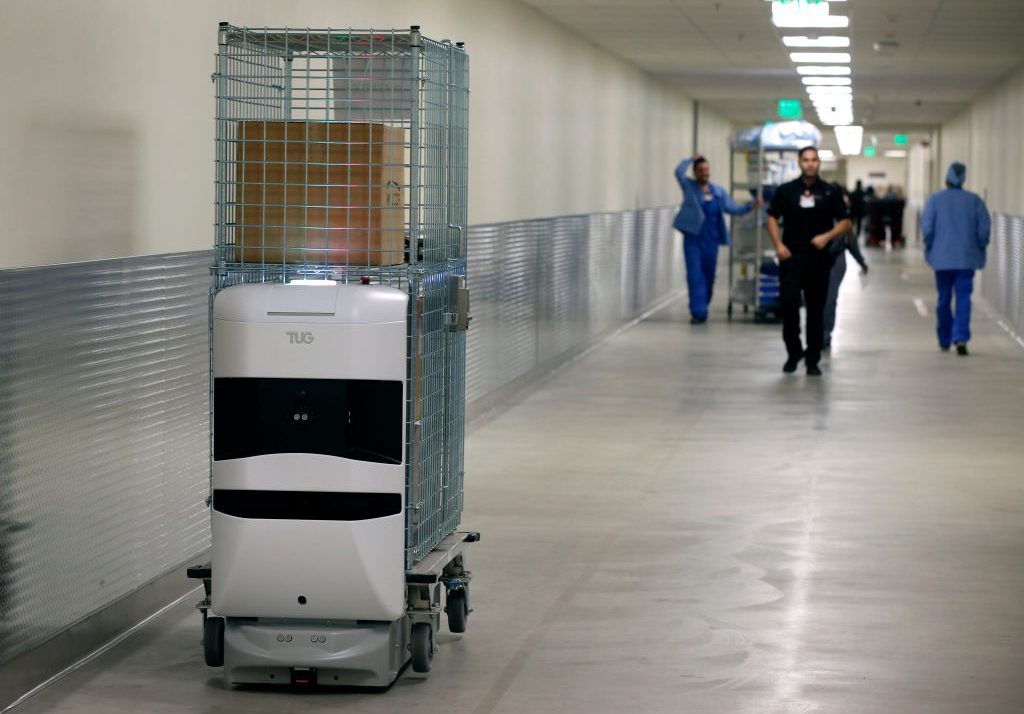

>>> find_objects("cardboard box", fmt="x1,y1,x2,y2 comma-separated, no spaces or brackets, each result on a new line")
235,121,406,266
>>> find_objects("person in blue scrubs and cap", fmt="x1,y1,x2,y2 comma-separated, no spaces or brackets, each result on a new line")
921,162,991,356
674,154,759,324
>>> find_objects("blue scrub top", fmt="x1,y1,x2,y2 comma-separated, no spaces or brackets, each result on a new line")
698,191,723,245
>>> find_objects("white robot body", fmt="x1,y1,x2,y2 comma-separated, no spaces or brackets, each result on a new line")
210,283,408,621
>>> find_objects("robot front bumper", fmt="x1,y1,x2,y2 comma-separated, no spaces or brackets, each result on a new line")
223,618,408,688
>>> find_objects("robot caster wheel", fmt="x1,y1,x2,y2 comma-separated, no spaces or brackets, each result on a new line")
411,622,434,673
204,616,225,667
446,588,468,633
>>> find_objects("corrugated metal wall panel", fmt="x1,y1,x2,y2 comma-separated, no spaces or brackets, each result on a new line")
0,253,212,664
634,209,659,310
1007,215,1022,328
1011,217,1019,331
983,213,1024,338
462,206,683,413
587,213,621,336
465,224,501,408
539,216,588,363
0,207,683,667
497,220,542,384
619,210,640,319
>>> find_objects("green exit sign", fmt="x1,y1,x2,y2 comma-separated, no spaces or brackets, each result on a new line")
863,146,877,157
894,134,908,145
778,99,803,120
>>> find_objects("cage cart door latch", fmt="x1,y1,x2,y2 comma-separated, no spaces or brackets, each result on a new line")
445,275,471,331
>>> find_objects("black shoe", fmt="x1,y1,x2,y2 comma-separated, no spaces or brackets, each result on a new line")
955,342,968,356
806,364,822,376
940,344,950,352
690,316,707,325
783,353,803,373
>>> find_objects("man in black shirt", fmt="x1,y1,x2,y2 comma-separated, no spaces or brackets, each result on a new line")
766,146,852,375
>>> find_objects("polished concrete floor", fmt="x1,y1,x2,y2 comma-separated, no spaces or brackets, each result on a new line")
14,247,1024,713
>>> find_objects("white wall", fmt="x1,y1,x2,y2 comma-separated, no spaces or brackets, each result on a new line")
695,102,733,189
940,63,1024,215
0,0,732,268
844,157,908,195
902,142,933,243
939,110,973,185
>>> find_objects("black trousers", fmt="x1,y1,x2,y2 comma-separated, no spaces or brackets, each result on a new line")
779,252,833,366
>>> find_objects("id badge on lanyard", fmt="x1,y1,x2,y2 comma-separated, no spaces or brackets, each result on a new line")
799,191,815,209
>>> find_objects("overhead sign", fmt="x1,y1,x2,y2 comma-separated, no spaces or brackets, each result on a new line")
894,133,908,145
777,98,803,120
863,146,877,157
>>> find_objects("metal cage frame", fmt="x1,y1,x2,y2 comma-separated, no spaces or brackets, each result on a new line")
211,24,469,566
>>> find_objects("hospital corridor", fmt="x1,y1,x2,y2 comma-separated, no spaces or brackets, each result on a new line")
1,2,1023,713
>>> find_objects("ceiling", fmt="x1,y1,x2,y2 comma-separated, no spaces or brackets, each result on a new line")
519,0,1024,133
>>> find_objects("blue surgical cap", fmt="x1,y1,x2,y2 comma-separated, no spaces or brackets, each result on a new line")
946,162,966,187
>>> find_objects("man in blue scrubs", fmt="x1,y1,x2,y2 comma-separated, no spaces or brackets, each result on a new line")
673,154,759,324
921,162,991,356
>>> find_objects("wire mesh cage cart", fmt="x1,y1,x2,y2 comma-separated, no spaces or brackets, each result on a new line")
727,121,822,322
188,23,476,687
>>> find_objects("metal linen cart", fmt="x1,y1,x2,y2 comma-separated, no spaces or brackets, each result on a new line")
188,23,476,687
727,120,822,322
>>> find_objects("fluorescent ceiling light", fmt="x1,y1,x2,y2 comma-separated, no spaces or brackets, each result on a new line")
783,36,850,48
772,1,850,29
815,99,853,108
884,150,908,158
815,110,853,119
818,149,836,160
802,77,852,85
774,16,849,28
806,84,852,92
810,92,852,101
835,125,864,155
790,52,851,63
797,65,851,75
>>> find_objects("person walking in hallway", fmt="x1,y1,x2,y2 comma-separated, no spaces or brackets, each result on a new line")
766,146,852,375
823,231,869,349
673,153,759,324
824,182,869,349
921,162,991,356
849,179,866,238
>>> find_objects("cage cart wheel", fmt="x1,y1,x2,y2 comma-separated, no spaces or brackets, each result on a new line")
204,616,225,667
446,588,468,633
411,623,434,673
